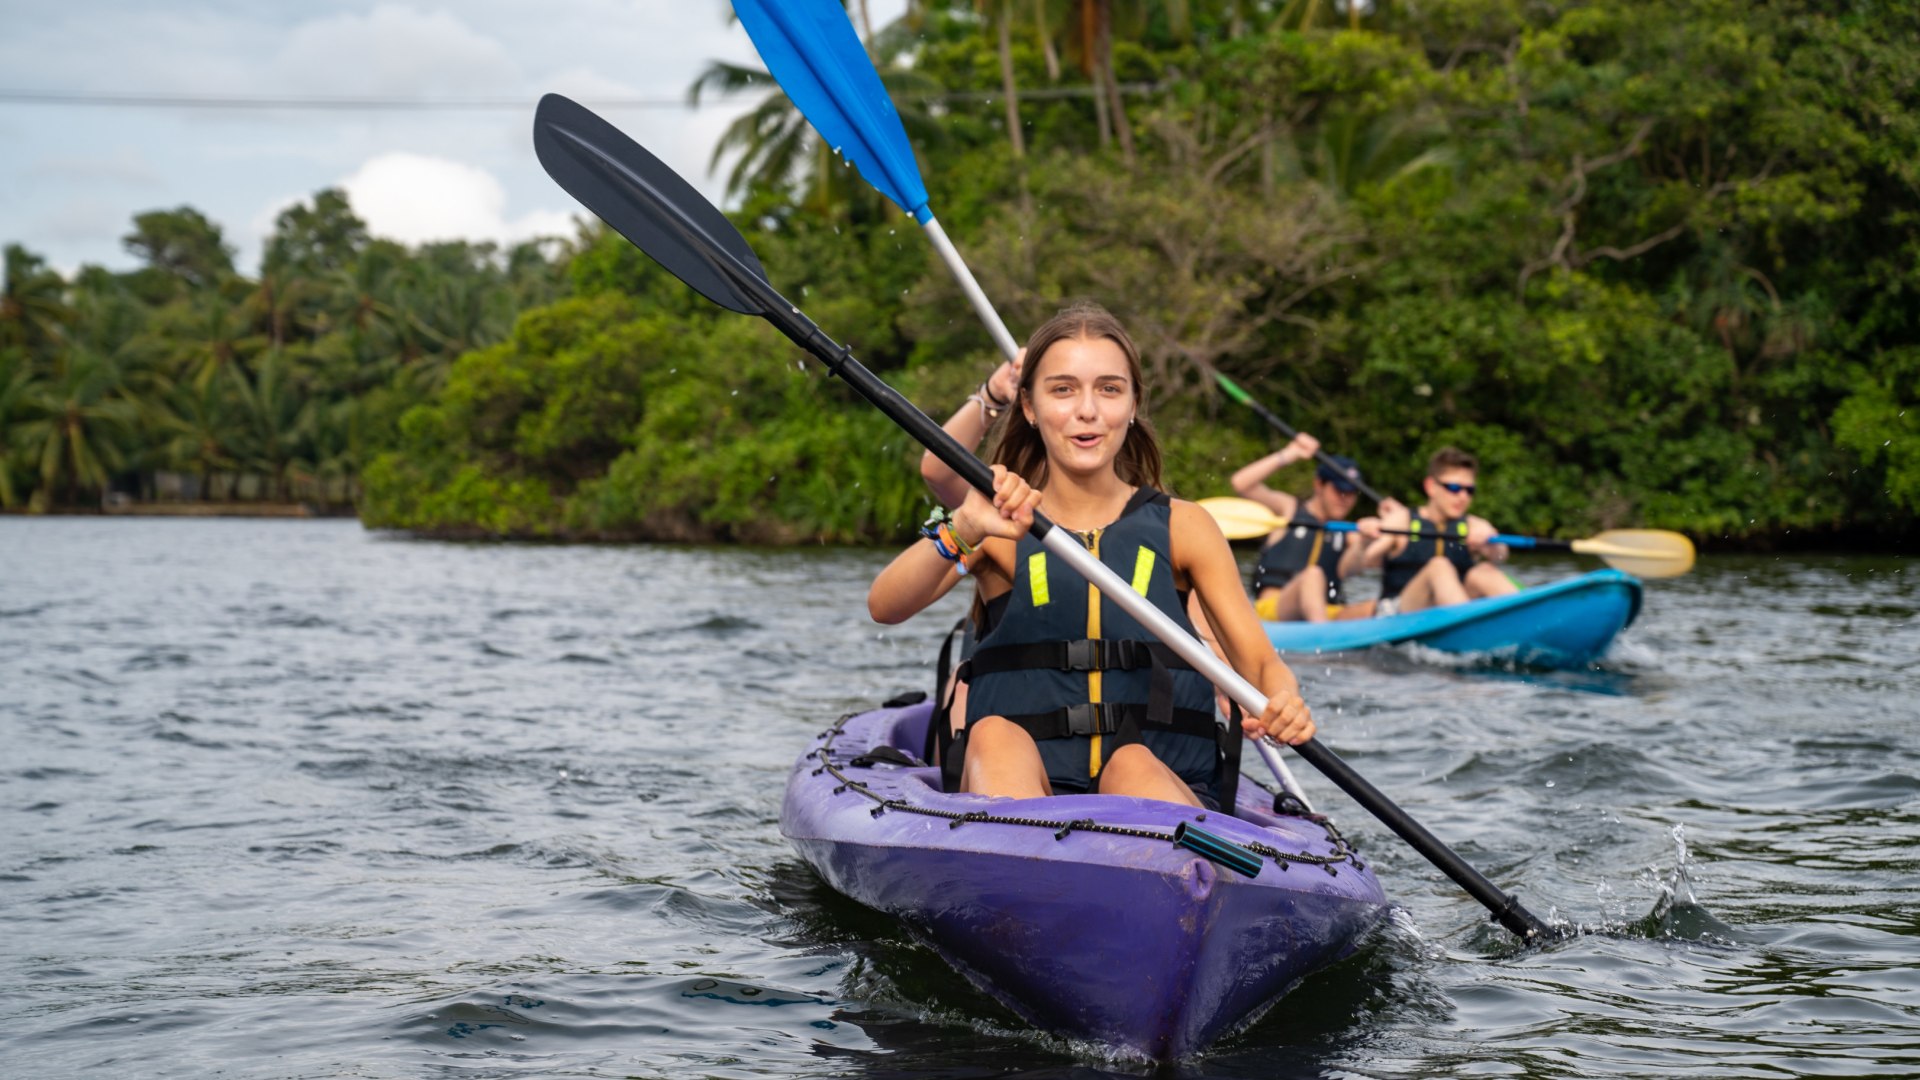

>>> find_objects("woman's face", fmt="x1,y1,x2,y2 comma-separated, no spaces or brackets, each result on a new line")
1021,334,1136,480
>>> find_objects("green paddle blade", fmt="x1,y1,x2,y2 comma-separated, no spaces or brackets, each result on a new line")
1197,496,1287,540
1573,530,1696,578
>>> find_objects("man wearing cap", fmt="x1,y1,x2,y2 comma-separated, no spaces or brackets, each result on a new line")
1229,434,1398,623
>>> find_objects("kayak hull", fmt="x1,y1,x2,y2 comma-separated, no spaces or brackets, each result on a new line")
1267,569,1643,668
781,701,1387,1060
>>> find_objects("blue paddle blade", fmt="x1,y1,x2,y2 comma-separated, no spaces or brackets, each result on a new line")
533,92,768,315
733,0,933,223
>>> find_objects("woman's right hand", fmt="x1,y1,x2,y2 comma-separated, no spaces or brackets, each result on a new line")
955,465,1041,544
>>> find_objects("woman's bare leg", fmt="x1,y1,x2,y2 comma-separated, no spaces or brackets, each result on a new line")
960,716,1053,798
1095,744,1203,807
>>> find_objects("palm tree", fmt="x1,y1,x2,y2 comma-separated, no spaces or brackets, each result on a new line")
0,347,33,507
689,12,943,216
1,244,70,357
230,348,309,501
14,345,138,510
153,372,240,502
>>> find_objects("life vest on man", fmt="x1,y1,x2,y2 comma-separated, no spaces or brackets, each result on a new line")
1379,513,1473,600
958,488,1238,808
1250,505,1347,604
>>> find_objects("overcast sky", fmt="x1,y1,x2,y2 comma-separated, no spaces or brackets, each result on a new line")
0,1,907,276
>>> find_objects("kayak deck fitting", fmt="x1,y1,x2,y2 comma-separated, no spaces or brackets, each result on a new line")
1264,569,1644,669
781,698,1388,1060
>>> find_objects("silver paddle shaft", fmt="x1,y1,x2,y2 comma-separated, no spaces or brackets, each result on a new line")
1036,528,1314,811
922,216,1021,362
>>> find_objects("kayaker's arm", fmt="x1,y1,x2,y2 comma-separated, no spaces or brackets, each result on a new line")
1170,500,1314,746
868,465,1035,624
1344,497,1404,577
919,351,1022,509
1359,499,1411,569
1228,433,1318,518
1466,515,1510,562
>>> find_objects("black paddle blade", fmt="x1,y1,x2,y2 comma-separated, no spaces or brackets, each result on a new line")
533,93,768,315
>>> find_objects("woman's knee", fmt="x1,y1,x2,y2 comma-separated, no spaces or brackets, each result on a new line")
965,715,1037,759
1102,743,1166,781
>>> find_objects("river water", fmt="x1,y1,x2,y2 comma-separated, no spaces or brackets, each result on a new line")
2,518,1914,1078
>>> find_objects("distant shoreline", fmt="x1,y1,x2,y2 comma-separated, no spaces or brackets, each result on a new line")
3,502,356,519
2,508,1910,554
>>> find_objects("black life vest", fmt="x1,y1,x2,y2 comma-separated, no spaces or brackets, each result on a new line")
1250,504,1347,604
959,488,1234,804
1379,513,1472,600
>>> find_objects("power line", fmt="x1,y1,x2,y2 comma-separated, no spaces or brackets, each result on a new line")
0,84,1159,112
0,90,693,111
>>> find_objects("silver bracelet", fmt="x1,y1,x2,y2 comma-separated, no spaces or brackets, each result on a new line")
976,381,1010,419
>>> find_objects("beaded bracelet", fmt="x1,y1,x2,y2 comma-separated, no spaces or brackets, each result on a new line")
919,508,976,572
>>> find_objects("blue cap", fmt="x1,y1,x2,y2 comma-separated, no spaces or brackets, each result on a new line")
1315,455,1362,493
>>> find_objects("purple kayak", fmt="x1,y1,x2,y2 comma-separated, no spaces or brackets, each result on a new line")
781,697,1388,1060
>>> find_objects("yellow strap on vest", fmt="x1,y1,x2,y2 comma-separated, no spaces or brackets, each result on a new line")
1027,552,1050,607
1087,531,1103,777
1129,547,1156,596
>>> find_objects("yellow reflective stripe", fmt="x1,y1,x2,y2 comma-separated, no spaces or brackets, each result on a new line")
1306,530,1324,569
1027,552,1050,607
1129,547,1156,596
1087,531,1103,777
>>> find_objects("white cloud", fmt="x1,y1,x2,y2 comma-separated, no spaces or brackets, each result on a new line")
337,152,574,247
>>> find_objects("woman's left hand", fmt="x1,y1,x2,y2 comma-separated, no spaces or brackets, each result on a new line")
1242,689,1315,745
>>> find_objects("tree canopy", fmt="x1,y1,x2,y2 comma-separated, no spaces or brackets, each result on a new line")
5,0,1915,546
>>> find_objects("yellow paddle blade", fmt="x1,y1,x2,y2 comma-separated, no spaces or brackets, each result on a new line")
1572,529,1696,578
1197,496,1287,540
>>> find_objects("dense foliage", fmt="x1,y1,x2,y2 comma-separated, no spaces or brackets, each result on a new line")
0,192,567,512
7,0,1915,546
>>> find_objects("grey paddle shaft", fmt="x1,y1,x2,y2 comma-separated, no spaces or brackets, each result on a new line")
1034,529,1313,810
922,216,1021,362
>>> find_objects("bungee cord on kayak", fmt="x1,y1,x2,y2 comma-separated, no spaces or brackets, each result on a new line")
809,706,1364,877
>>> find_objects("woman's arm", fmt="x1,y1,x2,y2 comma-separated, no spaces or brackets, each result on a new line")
919,353,1022,509
1170,501,1314,745
868,465,1037,624
1227,432,1319,516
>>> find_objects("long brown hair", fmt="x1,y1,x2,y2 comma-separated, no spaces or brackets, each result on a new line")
988,301,1164,492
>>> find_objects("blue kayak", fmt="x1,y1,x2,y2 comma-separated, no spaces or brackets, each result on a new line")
1265,569,1643,668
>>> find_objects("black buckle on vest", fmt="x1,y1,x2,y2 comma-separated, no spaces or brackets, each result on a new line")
1063,702,1107,736
1062,639,1098,671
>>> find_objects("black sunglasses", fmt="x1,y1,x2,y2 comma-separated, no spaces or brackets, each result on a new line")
1437,481,1477,495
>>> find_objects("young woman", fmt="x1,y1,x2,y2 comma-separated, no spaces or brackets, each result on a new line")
868,303,1315,807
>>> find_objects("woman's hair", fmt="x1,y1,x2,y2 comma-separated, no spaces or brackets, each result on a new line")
988,300,1164,492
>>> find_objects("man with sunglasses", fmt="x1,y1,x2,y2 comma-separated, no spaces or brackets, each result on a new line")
1230,433,1398,622
1362,446,1516,615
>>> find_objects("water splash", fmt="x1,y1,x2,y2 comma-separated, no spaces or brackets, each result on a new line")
1632,824,1738,942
